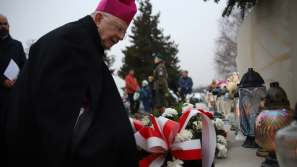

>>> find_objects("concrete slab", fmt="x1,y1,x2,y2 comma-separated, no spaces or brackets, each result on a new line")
214,126,265,167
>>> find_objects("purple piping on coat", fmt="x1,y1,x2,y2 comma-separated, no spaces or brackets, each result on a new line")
81,96,90,109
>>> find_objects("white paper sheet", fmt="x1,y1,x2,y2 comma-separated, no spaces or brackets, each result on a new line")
4,59,20,81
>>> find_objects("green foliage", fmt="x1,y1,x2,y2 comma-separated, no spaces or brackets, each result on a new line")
153,107,162,117
118,0,181,86
204,0,258,19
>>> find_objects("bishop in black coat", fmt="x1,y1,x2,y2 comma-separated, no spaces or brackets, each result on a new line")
0,15,139,167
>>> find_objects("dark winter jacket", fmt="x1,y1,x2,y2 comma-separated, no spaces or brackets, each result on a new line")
179,76,193,95
148,81,155,97
167,76,177,94
138,86,152,101
0,35,27,105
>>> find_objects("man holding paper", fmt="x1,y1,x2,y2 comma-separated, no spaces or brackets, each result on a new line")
0,14,27,115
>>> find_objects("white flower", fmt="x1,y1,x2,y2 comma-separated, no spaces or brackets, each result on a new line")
216,143,227,158
167,159,184,167
193,121,202,130
162,108,178,117
212,120,216,125
215,118,224,130
142,116,150,126
182,103,194,113
217,135,227,147
176,130,193,142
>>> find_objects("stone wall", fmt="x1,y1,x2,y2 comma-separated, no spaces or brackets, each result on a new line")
236,0,297,108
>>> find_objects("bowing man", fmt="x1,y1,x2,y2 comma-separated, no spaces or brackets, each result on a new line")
0,0,139,166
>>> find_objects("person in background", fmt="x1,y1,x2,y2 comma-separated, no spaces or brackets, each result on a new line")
148,76,155,111
0,14,27,117
210,79,217,89
125,69,140,115
153,54,168,108
166,73,177,95
138,80,151,113
179,70,193,99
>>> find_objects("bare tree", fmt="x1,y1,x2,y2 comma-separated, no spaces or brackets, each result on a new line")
24,39,36,58
214,8,243,79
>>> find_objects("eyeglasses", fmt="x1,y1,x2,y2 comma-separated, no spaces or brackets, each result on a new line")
104,15,127,39
0,22,9,27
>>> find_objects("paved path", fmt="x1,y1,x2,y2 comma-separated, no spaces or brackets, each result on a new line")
214,126,265,167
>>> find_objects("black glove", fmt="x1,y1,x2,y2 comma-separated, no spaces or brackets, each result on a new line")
158,89,164,94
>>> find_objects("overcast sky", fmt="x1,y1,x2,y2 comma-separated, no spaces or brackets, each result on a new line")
0,0,227,95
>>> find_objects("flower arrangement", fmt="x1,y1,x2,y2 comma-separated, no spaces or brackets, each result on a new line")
131,103,228,167
216,69,239,97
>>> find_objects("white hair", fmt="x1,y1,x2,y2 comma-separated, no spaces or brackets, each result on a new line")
90,11,112,18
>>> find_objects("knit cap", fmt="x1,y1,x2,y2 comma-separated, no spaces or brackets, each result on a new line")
142,80,148,86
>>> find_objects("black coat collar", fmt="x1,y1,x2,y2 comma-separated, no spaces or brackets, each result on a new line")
79,16,105,57
0,35,14,47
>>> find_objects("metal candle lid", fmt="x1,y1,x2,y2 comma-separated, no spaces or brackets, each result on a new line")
265,82,290,108
224,93,233,101
239,68,265,88
212,87,221,95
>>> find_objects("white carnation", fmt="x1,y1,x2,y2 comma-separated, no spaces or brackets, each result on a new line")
212,120,216,125
167,159,184,167
182,103,194,113
215,118,224,130
216,143,227,158
193,121,202,130
142,116,150,126
176,130,193,142
217,135,227,147
162,108,178,118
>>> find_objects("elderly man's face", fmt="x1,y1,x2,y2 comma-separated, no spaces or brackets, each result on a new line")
0,15,9,37
94,12,128,50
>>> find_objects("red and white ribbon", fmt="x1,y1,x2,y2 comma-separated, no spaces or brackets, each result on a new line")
129,118,144,133
131,107,216,167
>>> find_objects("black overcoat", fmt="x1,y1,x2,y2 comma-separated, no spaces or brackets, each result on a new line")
0,35,27,105
0,16,139,167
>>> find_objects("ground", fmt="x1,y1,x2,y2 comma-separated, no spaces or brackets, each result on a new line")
215,125,265,167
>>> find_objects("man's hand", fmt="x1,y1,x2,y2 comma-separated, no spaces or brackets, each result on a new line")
3,79,13,88
12,77,18,84
186,87,188,90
